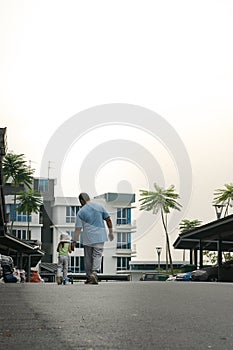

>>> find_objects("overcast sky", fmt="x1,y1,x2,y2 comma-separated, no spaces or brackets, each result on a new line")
1,0,233,261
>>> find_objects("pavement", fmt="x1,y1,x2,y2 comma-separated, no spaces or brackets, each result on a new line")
1,280,233,350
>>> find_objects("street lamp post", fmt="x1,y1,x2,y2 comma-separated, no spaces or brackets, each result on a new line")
156,247,162,269
213,204,225,220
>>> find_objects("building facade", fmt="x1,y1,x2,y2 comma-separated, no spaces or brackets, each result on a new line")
51,192,137,275
5,195,42,244
5,177,137,275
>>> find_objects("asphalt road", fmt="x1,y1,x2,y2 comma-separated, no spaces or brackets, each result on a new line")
0,281,233,350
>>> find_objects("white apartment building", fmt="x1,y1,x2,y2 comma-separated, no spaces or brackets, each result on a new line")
5,194,42,245
5,177,137,275
52,193,137,274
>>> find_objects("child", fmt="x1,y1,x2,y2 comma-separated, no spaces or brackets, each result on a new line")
56,233,72,285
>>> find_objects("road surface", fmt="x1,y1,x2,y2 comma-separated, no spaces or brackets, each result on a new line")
0,281,233,349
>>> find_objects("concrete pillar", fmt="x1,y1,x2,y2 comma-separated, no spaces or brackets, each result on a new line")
217,240,222,281
189,249,193,264
194,249,198,268
199,240,203,269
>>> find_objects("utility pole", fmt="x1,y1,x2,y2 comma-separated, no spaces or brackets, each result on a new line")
47,161,54,179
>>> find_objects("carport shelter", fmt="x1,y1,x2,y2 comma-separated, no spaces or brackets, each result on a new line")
173,214,233,280
0,232,44,281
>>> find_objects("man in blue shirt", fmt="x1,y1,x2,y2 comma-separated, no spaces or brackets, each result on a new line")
73,193,114,284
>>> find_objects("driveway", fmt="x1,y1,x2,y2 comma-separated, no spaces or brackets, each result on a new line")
0,281,233,349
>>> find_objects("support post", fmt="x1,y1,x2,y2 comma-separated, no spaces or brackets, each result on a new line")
217,240,222,282
199,240,203,269
189,249,193,264
194,249,198,269
27,255,31,282
19,254,23,269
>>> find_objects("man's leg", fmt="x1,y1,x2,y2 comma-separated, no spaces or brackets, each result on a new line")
84,245,93,278
92,246,104,274
88,246,104,284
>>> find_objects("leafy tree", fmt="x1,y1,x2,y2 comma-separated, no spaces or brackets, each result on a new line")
204,251,233,265
16,190,43,240
203,184,233,263
213,183,233,217
139,183,182,275
179,219,202,233
223,252,233,261
2,152,34,233
203,251,218,265
179,219,202,262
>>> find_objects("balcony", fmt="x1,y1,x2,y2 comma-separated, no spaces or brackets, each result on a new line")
114,244,137,257
115,220,137,231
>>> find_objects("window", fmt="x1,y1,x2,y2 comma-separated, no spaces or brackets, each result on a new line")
66,230,83,248
117,232,131,249
38,179,49,193
12,229,30,240
16,211,31,223
117,257,130,271
116,208,131,225
69,256,85,273
7,204,31,222
130,264,157,271
7,204,15,221
66,206,79,223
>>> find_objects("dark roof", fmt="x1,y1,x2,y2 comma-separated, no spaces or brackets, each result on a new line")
0,233,44,266
0,233,44,255
173,214,233,251
95,192,135,204
40,262,57,272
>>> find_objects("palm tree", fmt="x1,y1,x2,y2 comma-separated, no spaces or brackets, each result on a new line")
139,183,182,275
16,190,43,240
179,219,202,261
2,152,34,233
213,184,233,217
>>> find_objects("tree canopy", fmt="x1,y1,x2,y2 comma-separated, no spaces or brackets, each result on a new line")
140,183,182,274
213,183,233,217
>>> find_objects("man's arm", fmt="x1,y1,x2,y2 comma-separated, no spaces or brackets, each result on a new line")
105,217,114,241
71,227,82,250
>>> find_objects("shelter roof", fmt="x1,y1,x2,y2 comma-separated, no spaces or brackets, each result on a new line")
173,214,233,251
0,233,44,266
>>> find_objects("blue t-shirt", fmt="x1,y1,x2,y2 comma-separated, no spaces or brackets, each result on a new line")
75,202,110,246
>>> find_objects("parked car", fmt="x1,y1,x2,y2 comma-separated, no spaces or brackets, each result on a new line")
174,264,196,282
191,260,233,282
140,273,169,281
166,275,176,281
175,271,192,281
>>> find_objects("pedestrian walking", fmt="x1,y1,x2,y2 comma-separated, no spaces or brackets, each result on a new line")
56,233,72,285
72,193,114,284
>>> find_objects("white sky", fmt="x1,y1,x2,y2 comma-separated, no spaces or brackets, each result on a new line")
1,0,233,261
